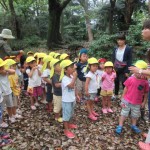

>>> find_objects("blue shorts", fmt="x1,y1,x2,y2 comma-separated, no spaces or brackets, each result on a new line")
62,101,76,121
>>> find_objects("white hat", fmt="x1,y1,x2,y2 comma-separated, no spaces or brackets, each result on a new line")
0,29,15,39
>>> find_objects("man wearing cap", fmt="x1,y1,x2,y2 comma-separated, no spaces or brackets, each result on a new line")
0,29,23,59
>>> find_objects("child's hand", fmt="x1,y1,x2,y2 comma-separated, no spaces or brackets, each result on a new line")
85,91,90,97
73,71,77,78
32,66,38,70
141,102,145,108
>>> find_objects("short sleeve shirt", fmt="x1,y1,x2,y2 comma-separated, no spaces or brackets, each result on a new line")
96,70,104,88
26,68,41,87
85,71,98,93
124,76,149,105
61,75,75,102
101,72,116,90
52,74,62,96
76,62,88,81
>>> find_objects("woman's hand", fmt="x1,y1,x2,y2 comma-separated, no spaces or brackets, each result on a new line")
128,66,139,74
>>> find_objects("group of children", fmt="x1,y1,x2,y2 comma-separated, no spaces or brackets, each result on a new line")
0,48,149,148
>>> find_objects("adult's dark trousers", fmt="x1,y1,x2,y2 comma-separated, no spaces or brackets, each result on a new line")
114,70,127,96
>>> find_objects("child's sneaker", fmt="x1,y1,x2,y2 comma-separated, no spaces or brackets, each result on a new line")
13,114,23,119
107,108,113,113
34,102,40,107
68,123,78,129
102,108,107,114
0,122,8,128
9,117,16,123
115,125,123,134
55,117,63,123
131,125,141,133
138,141,150,150
0,132,10,139
92,111,99,116
31,105,36,110
64,130,75,139
88,114,97,121
94,97,99,102
0,139,12,147
16,109,22,115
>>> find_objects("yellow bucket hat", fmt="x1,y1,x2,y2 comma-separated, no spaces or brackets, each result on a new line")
54,53,61,59
9,56,16,59
49,52,56,58
50,59,60,78
0,58,7,67
41,55,53,72
26,56,36,63
60,53,69,60
34,52,39,58
134,60,147,69
59,60,74,81
4,59,17,69
84,57,98,72
27,51,34,55
104,61,114,67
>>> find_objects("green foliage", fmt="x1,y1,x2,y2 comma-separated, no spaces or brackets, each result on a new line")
89,33,116,60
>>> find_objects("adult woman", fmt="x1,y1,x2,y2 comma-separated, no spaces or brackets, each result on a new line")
112,34,132,99
0,29,23,59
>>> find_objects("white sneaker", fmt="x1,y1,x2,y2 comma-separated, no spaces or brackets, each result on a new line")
31,105,36,110
16,109,22,115
9,117,16,123
14,114,23,119
41,100,47,104
34,102,40,107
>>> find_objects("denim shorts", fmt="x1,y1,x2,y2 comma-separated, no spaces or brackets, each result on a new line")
62,101,76,121
84,93,97,101
120,99,141,118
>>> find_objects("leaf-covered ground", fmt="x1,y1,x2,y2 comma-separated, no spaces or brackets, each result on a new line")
1,93,149,150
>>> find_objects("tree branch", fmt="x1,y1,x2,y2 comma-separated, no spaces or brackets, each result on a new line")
61,0,71,9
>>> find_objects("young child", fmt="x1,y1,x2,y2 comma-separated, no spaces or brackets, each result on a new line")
75,48,88,102
51,59,62,122
101,61,116,114
26,56,42,110
96,58,107,100
60,59,77,139
42,56,53,112
0,59,16,123
115,60,148,134
60,53,69,61
7,59,22,119
85,57,99,121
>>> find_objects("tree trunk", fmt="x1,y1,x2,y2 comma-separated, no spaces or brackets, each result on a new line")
124,0,136,30
47,0,71,49
8,0,22,39
109,0,116,34
78,0,94,42
148,0,150,16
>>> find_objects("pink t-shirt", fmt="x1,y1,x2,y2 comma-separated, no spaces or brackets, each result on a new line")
101,72,116,90
124,76,149,105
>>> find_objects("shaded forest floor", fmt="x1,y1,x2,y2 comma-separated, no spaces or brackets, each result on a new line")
1,93,149,150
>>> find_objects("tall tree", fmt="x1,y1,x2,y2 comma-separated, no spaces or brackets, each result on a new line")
8,0,21,39
109,0,116,34
78,0,93,42
47,0,71,49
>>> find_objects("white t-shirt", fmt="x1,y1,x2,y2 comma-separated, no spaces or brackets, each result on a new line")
62,75,75,102
26,68,41,87
85,71,98,93
38,64,43,71
41,69,50,85
116,46,126,62
0,75,12,96
96,70,104,88
0,88,3,103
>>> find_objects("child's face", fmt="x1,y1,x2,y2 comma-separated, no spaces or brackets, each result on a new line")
0,66,4,71
90,64,98,72
54,63,61,72
65,64,74,75
99,62,105,70
105,67,113,74
142,28,150,41
29,60,37,68
10,64,16,70
80,53,88,63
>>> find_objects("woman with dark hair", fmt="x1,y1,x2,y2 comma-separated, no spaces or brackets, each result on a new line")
112,34,132,99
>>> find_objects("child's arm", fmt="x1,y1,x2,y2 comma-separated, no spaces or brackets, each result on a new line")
67,71,77,89
141,92,148,108
85,77,90,97
37,68,41,76
121,87,128,100
0,69,15,75
27,66,37,78
55,83,61,88
43,77,51,84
